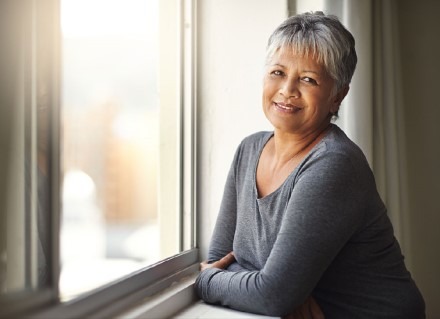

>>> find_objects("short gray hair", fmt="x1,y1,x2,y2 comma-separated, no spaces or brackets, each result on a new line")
266,12,357,91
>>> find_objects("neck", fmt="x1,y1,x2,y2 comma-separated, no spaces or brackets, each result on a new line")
272,122,332,164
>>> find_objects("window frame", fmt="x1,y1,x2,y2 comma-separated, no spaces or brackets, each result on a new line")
32,250,199,319
0,0,199,317
0,0,61,315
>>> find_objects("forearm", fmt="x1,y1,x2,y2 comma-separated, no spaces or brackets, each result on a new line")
196,264,316,317
196,268,289,316
196,259,325,318
226,261,247,272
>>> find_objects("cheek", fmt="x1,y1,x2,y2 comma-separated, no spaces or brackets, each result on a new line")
262,84,270,103
308,90,332,107
262,80,276,101
262,88,271,114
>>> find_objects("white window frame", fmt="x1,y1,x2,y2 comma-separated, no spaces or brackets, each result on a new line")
0,0,199,317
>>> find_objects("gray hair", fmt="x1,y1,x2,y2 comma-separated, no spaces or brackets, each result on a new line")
266,12,357,91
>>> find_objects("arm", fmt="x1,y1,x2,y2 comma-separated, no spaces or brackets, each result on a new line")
201,252,236,271
206,144,240,263
195,152,364,316
201,253,324,319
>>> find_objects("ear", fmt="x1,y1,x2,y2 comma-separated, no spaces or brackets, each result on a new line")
331,85,349,114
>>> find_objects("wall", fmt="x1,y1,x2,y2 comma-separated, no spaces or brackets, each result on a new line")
398,0,440,317
196,0,286,257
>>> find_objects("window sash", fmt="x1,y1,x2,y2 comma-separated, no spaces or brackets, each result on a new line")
0,0,199,317
32,249,199,319
0,0,60,314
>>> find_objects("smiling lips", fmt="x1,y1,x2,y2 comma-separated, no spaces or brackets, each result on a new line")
274,102,302,112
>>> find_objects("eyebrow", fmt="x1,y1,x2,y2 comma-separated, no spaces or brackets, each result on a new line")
270,64,322,76
270,63,286,68
302,70,321,75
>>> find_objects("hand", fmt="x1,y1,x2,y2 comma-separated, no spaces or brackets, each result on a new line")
200,252,235,271
282,296,324,319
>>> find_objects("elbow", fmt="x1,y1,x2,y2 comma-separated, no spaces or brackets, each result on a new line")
258,298,295,317
247,288,294,316
253,278,305,316
258,292,309,316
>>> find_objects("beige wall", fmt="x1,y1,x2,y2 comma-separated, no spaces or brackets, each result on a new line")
398,0,440,317
196,0,286,257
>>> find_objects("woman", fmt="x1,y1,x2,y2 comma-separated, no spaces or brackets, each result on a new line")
195,12,425,319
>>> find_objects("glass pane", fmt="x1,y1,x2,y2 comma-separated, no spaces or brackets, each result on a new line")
60,0,181,300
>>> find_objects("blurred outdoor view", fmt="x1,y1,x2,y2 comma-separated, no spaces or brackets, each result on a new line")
60,0,177,300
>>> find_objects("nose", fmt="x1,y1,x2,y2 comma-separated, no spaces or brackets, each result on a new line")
279,77,300,98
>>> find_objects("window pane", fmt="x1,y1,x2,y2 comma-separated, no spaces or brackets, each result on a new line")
60,0,182,300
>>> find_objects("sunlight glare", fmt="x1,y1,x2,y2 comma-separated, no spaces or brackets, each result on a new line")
61,0,157,37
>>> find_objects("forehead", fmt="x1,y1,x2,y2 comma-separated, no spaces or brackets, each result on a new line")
268,47,326,71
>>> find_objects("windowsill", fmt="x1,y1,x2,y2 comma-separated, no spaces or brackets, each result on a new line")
30,251,200,319
116,273,199,318
117,272,278,319
173,300,279,319
30,254,277,319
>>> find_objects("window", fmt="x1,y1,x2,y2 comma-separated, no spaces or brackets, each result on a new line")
0,0,198,317
293,0,324,14
59,0,190,300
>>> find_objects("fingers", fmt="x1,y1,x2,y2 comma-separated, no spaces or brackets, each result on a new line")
309,296,325,319
199,252,236,271
282,309,305,319
284,296,324,319
199,260,212,271
212,252,235,269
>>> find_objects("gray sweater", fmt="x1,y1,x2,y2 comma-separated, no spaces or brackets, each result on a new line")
195,125,425,318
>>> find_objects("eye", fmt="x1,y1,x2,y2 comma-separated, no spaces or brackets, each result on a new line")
302,77,317,85
271,70,284,77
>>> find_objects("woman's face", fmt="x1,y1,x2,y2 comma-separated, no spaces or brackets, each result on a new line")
262,48,345,135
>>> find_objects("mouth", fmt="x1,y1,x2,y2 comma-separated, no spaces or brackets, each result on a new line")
273,102,302,113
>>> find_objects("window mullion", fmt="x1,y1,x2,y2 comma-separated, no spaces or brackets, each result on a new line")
181,0,197,252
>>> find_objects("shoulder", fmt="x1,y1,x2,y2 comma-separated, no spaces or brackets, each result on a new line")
240,131,273,148
234,131,273,158
324,125,369,164
294,125,374,190
228,131,272,177
305,125,371,174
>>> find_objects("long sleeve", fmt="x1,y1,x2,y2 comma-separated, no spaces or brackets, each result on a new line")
206,143,241,263
195,129,425,319
196,150,364,316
